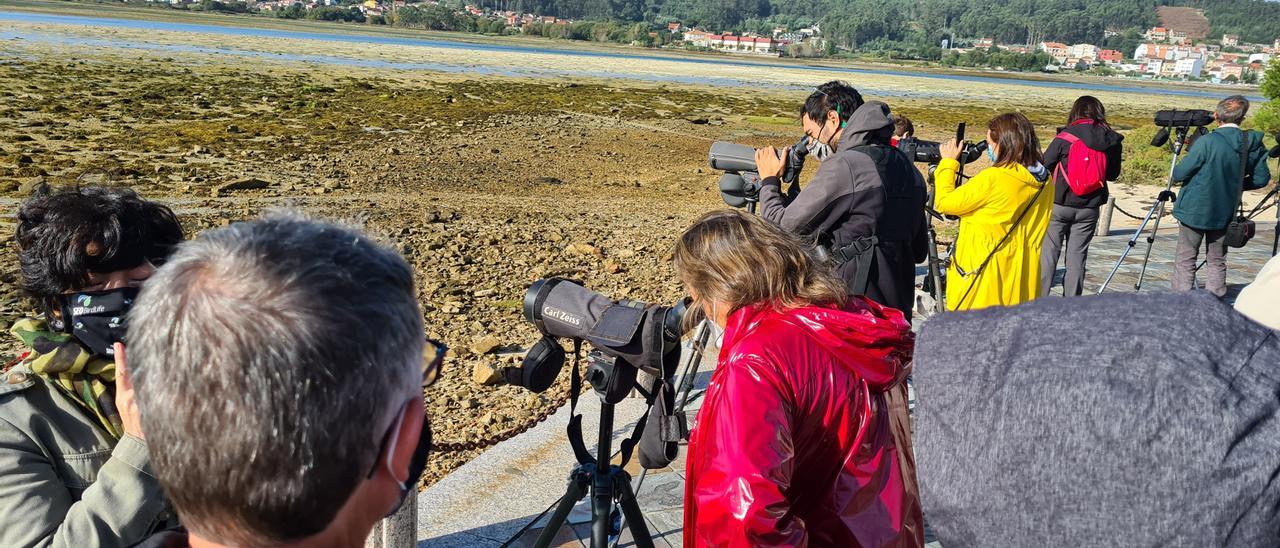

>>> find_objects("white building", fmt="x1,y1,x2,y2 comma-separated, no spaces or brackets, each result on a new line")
1070,43,1099,60
1144,59,1164,75
1224,34,1240,47
1175,57,1205,78
1249,53,1272,65
1134,43,1173,61
684,32,778,55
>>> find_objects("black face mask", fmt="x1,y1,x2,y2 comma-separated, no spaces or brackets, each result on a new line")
54,287,139,358
386,414,432,517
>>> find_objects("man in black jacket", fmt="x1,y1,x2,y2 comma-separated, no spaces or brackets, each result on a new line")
1039,97,1124,296
754,81,928,322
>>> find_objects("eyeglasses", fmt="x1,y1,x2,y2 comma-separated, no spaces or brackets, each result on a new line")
423,338,446,389
364,338,443,482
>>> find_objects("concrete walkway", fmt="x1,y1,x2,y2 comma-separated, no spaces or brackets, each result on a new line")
418,221,1278,547
1065,221,1277,299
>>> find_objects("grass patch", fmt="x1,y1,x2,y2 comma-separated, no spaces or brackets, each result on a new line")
744,115,795,126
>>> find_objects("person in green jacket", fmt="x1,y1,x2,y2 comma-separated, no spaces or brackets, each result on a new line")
1171,95,1272,297
1,186,182,547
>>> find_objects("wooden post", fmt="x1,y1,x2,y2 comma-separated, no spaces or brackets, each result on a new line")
1097,196,1116,237
365,491,417,548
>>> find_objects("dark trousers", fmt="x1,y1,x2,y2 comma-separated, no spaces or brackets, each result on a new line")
1174,224,1228,297
1041,204,1099,296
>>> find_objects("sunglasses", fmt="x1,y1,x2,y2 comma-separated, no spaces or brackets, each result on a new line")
423,338,446,389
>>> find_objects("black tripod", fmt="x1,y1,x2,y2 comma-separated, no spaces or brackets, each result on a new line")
1273,145,1280,256
1098,125,1194,293
533,355,654,548
1244,182,1280,257
919,205,948,315
1273,186,1280,257
918,160,966,314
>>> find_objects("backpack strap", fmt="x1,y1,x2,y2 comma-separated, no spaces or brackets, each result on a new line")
830,235,879,296
1236,131,1251,216
1054,132,1080,181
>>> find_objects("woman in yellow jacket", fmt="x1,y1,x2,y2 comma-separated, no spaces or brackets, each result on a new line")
936,112,1054,311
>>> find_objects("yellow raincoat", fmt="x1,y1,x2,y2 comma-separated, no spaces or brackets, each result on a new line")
934,157,1053,311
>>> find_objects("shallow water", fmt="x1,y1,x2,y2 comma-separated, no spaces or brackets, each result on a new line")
0,10,1264,102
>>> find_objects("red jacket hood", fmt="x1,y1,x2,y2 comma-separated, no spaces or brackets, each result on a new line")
721,297,914,390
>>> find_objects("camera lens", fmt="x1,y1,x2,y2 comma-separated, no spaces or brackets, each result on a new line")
664,297,691,345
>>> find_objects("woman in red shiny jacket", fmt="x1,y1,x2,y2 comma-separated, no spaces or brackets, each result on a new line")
674,209,923,547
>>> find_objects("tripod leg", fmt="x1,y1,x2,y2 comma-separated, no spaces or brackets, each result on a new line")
1134,200,1169,291
614,471,656,548
592,470,614,548
675,321,708,413
533,468,591,548
925,225,945,313
1098,203,1159,293
1102,135,1186,294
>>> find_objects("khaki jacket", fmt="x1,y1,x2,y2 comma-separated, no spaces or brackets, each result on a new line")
0,360,174,547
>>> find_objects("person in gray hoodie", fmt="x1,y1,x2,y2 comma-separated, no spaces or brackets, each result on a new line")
754,81,928,323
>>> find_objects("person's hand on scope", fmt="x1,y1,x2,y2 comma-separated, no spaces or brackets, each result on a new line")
939,138,965,161
754,146,789,179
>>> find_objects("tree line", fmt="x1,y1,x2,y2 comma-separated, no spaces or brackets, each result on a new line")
504,0,1276,55
180,0,1280,71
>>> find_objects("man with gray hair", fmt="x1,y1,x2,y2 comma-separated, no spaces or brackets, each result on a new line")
1171,95,1271,296
122,213,440,547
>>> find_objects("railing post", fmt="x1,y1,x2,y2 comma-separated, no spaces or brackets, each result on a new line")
365,490,417,548
1097,196,1116,237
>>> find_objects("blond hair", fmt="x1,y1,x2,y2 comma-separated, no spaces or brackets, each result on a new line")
673,209,847,325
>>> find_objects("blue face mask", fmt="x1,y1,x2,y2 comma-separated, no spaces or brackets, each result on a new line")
986,146,997,163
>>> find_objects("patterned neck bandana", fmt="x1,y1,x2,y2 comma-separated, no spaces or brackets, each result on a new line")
10,318,122,439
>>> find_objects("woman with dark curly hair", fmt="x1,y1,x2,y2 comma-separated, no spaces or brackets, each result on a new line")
1,185,183,546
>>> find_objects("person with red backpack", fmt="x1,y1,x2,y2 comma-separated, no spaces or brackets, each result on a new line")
1040,96,1124,296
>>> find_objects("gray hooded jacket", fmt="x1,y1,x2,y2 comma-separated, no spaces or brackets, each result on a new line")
759,101,928,322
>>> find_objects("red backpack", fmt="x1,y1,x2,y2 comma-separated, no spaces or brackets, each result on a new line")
1054,120,1108,197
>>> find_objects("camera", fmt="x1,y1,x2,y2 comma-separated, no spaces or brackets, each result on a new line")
1150,109,1214,151
503,278,688,397
897,137,988,165
505,278,692,472
1154,109,1214,128
709,138,809,208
